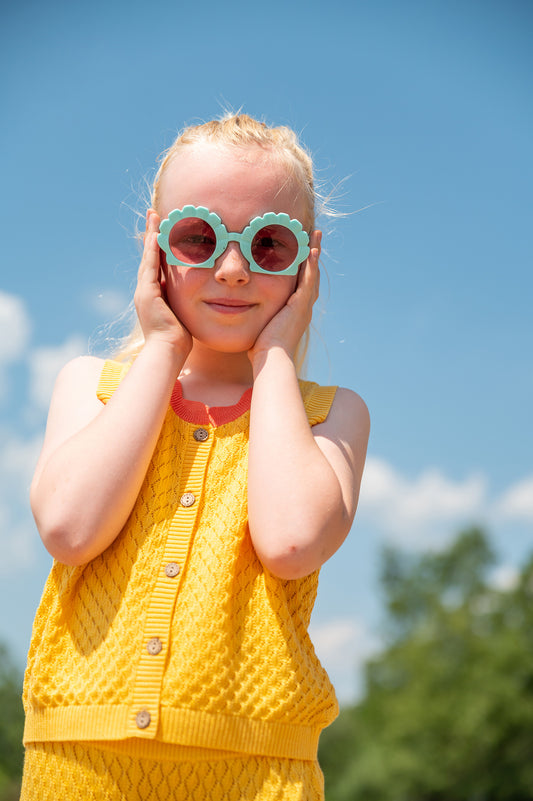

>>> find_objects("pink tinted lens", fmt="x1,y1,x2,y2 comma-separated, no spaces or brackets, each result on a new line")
168,218,217,265
250,225,299,272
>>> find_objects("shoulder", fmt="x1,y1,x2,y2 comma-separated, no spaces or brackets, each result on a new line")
49,355,107,416
332,387,370,426
55,355,106,386
310,387,370,500
315,386,370,446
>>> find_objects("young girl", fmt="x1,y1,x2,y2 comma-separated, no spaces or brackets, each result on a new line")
21,114,370,800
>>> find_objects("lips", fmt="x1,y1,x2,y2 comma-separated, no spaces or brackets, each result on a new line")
204,298,256,313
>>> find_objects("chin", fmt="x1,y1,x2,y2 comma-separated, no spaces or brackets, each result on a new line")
193,331,257,354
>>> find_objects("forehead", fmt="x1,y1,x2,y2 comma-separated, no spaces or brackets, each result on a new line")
157,143,308,226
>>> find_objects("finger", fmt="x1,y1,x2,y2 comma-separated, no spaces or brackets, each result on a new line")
138,210,162,281
308,230,321,296
138,231,160,282
142,208,159,243
310,244,321,294
297,254,320,315
287,256,319,319
296,239,320,296
310,229,322,254
146,208,160,230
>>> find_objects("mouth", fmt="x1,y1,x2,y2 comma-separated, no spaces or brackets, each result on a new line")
204,298,256,314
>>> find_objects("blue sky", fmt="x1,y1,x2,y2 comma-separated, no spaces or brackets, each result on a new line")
1,0,532,702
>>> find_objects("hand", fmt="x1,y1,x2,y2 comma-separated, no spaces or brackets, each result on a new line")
134,209,193,357
248,230,321,368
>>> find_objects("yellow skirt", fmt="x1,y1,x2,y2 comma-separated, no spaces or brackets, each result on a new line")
21,742,325,801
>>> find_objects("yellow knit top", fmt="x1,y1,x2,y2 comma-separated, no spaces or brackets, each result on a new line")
23,360,339,761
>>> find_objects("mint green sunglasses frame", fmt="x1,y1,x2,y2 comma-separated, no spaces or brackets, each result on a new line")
157,205,310,276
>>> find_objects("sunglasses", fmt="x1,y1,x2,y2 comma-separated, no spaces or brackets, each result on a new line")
157,205,310,276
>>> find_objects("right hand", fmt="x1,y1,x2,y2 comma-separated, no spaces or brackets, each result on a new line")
134,209,193,357
248,231,321,373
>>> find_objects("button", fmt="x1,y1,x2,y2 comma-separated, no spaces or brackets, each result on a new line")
147,637,162,656
193,427,209,442
180,492,195,507
165,562,180,578
135,710,151,729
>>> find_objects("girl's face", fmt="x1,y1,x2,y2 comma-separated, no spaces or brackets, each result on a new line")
156,142,311,354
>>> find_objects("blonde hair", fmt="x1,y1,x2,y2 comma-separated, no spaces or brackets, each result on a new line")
115,113,317,371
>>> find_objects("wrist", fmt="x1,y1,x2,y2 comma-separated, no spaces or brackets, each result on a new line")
143,329,191,360
249,343,295,381
140,334,190,373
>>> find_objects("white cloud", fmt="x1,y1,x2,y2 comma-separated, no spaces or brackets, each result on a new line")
0,291,31,362
27,335,87,411
358,457,487,548
0,292,32,401
0,430,43,573
0,432,42,482
309,618,381,703
2,518,38,573
493,476,533,523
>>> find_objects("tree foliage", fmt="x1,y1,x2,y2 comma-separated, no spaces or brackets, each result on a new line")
319,528,533,801
0,643,24,800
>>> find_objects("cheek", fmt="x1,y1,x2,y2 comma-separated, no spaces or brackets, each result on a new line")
165,265,204,292
255,276,297,327
268,275,297,309
163,266,205,314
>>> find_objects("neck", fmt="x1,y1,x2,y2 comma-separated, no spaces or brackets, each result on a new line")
178,341,254,406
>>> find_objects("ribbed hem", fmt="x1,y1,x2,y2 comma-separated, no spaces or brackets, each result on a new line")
23,706,321,760
96,360,130,402
160,707,320,760
299,382,337,426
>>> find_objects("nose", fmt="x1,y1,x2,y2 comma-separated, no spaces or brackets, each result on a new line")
213,242,250,285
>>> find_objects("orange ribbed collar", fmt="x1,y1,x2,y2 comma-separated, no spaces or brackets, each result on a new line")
169,381,252,427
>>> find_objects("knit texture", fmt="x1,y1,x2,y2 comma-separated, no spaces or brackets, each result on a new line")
21,742,325,801
23,361,339,764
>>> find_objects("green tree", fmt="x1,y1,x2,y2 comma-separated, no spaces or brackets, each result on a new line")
319,528,533,801
0,643,24,801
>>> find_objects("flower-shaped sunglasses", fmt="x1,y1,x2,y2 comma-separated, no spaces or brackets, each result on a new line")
158,205,310,276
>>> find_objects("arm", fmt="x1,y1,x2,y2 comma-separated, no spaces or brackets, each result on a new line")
247,236,370,580
31,211,192,565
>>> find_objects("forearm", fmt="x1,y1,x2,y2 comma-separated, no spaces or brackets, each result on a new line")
248,347,349,579
31,341,185,565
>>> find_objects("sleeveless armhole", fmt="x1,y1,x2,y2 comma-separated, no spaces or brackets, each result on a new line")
96,360,131,405
299,381,338,427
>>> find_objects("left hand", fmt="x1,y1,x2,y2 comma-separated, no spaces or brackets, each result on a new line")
248,230,321,366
